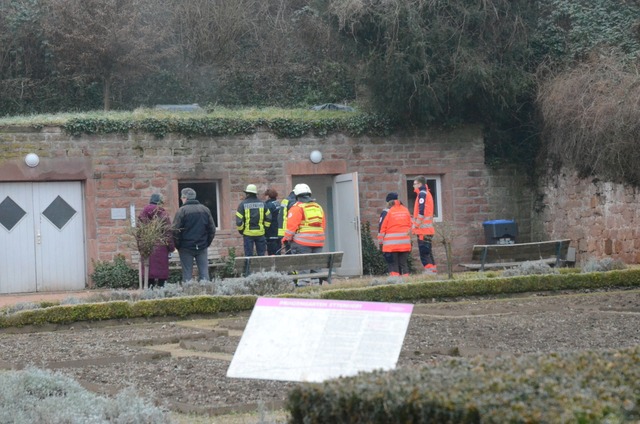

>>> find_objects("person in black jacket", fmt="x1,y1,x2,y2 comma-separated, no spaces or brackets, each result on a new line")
173,187,216,282
264,188,281,255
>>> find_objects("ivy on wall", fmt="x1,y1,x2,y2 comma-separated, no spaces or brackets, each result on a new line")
62,115,394,139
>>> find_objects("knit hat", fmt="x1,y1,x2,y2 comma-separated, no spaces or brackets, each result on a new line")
385,192,398,202
150,193,163,204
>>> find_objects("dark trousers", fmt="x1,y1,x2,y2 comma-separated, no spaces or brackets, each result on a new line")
291,242,323,277
417,236,435,267
386,251,410,275
243,235,267,256
266,237,282,255
178,248,210,282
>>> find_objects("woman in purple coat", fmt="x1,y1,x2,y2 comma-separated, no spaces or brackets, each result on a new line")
138,193,175,288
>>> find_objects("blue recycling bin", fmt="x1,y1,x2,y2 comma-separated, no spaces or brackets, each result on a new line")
483,219,517,245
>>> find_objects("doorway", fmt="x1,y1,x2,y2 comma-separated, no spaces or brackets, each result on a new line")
291,172,362,276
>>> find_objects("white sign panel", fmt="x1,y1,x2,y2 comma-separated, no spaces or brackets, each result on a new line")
227,297,413,383
110,208,127,220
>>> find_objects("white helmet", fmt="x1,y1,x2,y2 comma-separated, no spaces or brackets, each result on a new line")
244,184,258,194
293,183,312,196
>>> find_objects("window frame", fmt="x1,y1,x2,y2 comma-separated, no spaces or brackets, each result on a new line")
406,175,443,223
177,180,221,229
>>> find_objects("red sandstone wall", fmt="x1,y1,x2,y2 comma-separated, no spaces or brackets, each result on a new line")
539,171,640,265
1,124,543,281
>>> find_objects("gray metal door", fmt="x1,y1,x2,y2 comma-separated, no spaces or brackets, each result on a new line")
333,172,362,276
0,182,86,293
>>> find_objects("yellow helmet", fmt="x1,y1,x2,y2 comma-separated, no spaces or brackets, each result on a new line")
244,184,258,194
293,183,311,196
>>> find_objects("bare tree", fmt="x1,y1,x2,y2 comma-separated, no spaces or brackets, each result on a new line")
434,221,455,280
43,0,174,110
169,0,259,65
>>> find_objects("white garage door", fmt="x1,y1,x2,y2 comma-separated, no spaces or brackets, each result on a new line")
0,181,86,293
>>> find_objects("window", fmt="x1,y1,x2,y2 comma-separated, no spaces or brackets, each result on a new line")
406,176,442,222
178,181,220,228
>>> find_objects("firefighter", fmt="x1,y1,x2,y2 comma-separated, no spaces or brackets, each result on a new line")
282,183,325,284
264,188,281,255
412,176,437,274
236,184,271,256
378,192,412,276
277,189,297,254
283,183,325,253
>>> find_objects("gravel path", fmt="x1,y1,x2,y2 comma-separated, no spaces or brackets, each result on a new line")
1,289,639,417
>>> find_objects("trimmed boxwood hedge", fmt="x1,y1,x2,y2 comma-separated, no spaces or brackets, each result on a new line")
287,346,640,423
0,295,257,328
1,268,639,328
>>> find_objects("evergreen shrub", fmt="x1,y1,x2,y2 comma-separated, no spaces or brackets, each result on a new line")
502,260,560,277
287,346,640,423
361,221,387,276
0,368,170,423
581,257,627,273
4,267,640,328
90,254,138,289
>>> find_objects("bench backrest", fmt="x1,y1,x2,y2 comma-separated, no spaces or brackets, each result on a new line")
471,240,571,263
131,247,220,265
234,252,344,275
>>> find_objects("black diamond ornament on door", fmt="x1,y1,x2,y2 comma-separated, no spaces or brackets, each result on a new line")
42,195,77,230
0,196,27,231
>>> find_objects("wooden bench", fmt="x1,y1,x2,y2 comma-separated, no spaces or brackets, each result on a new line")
459,239,572,271
233,251,344,284
131,249,226,274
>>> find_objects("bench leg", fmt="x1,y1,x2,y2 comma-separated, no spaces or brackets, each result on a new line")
480,247,488,272
326,255,335,284
243,258,251,277
555,242,562,267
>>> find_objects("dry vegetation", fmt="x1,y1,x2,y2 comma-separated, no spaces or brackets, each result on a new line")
538,53,640,184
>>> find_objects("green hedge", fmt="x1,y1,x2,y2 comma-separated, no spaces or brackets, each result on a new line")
2,269,640,328
0,296,257,328
316,269,640,303
62,115,393,139
287,346,640,423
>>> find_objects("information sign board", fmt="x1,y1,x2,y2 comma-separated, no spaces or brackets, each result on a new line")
227,297,413,382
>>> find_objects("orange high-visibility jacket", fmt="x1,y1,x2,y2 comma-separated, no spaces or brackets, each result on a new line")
378,200,412,252
412,185,435,236
283,200,326,247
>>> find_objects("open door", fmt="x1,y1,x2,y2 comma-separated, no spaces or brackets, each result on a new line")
333,172,362,276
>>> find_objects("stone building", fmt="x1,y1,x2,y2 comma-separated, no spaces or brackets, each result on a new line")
2,123,611,294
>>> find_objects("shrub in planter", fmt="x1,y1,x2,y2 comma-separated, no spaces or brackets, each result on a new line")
581,257,627,273
90,254,138,289
502,260,560,277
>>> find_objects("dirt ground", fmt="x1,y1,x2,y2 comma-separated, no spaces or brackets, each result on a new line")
1,288,639,423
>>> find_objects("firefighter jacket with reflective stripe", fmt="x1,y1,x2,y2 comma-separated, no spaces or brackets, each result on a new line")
236,194,271,236
264,198,280,239
378,200,412,252
412,185,435,236
277,191,296,237
283,198,325,247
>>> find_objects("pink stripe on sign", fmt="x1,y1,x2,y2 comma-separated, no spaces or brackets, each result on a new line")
256,297,413,313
